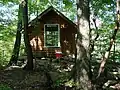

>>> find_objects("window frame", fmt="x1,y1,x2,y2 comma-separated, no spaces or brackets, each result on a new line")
44,24,60,47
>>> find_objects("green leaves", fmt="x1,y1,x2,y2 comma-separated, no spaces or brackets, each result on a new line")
0,84,12,90
63,0,73,8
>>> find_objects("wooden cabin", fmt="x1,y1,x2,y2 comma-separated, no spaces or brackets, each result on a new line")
28,6,77,58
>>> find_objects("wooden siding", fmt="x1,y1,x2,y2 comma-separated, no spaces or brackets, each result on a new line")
28,10,77,58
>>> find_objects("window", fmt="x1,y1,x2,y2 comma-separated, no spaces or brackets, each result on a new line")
44,24,60,47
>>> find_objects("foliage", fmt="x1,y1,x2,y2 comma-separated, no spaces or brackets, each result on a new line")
0,0,120,89
90,0,119,61
0,24,16,66
0,84,12,90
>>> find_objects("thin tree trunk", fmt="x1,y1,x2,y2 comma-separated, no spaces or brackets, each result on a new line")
22,0,33,70
8,4,22,66
75,0,92,90
97,0,120,78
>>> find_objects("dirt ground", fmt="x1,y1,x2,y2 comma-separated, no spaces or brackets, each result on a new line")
0,58,74,90
0,57,120,90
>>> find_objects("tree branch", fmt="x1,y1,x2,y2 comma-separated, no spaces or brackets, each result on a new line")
97,3,120,78
90,18,99,53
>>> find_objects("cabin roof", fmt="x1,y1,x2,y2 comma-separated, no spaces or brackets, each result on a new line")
29,6,77,28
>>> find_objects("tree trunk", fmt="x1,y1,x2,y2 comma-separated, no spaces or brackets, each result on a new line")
75,0,92,89
97,0,120,78
8,4,22,66
22,0,33,70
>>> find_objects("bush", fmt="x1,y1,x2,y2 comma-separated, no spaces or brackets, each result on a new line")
0,84,12,90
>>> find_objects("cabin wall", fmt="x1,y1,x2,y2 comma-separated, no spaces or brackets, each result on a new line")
28,10,77,58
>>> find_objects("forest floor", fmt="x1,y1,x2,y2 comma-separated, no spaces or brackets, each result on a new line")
0,57,120,90
0,57,75,90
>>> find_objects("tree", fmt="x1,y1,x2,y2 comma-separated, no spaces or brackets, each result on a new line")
97,0,120,78
75,0,92,89
22,0,34,70
7,4,22,66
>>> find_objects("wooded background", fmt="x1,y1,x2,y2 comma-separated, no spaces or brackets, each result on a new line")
0,0,120,90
